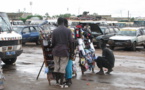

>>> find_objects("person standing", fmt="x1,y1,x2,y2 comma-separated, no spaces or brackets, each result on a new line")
52,17,73,88
95,43,115,75
63,18,75,86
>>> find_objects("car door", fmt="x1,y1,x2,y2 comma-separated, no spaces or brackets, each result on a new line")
103,27,114,41
22,27,30,43
29,26,39,42
139,29,145,43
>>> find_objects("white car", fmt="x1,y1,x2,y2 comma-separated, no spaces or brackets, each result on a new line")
108,27,145,51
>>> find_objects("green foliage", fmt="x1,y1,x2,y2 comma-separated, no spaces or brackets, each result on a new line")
77,15,82,17
19,15,43,23
26,15,33,19
59,13,71,18
130,18,135,22
119,20,129,22
19,17,27,23
83,11,89,16
52,13,73,18
26,15,43,20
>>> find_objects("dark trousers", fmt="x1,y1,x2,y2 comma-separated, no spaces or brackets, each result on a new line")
95,56,112,69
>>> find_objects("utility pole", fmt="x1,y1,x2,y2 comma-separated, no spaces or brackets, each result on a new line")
120,10,122,17
78,7,80,15
67,8,69,14
30,1,33,15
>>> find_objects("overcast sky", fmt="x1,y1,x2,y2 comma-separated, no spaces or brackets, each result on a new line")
1,0,145,17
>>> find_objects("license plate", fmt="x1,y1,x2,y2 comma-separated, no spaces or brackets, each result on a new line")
6,51,16,55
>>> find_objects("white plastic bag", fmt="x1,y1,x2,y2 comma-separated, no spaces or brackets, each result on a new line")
43,40,48,46
44,67,49,74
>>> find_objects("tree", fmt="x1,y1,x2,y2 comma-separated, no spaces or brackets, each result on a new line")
130,17,135,22
45,13,50,18
52,13,72,18
26,15,43,20
83,11,89,16
19,15,43,23
92,13,98,16
19,17,27,23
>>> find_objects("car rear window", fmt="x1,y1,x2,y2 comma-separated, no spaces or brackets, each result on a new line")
117,29,136,36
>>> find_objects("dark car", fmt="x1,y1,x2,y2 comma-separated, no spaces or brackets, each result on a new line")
95,25,120,48
12,25,41,45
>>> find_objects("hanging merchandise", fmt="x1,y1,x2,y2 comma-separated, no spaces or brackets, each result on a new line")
43,40,48,46
36,22,55,85
73,24,98,75
74,28,82,38
44,67,49,74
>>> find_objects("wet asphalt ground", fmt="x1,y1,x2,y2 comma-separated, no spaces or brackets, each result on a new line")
2,43,145,90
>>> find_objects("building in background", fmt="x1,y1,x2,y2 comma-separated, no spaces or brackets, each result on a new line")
7,12,32,20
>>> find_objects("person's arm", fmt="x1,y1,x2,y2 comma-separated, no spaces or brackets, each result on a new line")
68,30,74,59
102,49,107,57
51,32,55,48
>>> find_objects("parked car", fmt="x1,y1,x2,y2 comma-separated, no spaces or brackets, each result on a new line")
79,22,120,48
79,22,103,48
95,25,120,48
12,25,41,45
108,27,145,51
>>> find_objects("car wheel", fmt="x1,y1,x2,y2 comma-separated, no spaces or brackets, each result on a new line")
131,42,136,51
36,40,41,45
2,58,17,65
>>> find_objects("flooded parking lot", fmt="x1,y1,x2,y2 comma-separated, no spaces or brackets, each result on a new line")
2,43,145,90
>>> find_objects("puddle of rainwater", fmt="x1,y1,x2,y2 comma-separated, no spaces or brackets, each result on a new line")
21,62,33,65
98,81,111,84
81,78,94,81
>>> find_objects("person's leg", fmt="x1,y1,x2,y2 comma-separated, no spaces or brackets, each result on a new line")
106,68,113,74
59,73,65,85
53,56,60,72
103,59,113,74
52,72,60,84
95,57,106,75
59,57,69,88
105,63,113,74
53,56,61,84
66,78,72,86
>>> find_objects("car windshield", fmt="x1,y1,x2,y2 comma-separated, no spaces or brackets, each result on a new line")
100,27,106,33
13,27,23,33
0,15,12,32
117,29,136,36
